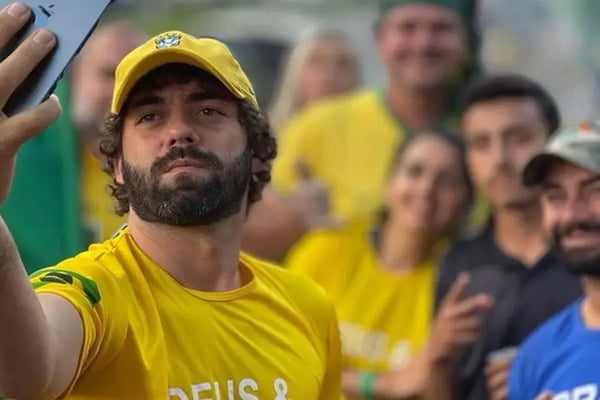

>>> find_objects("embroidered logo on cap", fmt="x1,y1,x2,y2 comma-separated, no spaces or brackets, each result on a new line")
155,33,182,49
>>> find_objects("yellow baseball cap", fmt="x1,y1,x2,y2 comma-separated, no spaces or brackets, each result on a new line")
110,30,258,114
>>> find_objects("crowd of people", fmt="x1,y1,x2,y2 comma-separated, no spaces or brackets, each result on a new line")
1,0,600,399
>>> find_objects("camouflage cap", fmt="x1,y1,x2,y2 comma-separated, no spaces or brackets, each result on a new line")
523,121,600,186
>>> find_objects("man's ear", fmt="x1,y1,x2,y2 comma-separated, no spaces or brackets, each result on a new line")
114,156,125,184
252,157,270,175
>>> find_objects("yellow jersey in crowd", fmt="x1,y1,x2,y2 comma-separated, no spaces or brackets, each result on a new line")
286,223,435,378
30,228,342,399
272,89,487,230
80,148,125,243
273,90,403,223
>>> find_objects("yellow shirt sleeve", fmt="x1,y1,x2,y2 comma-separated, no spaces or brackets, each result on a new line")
29,260,127,393
285,225,365,293
285,230,345,296
320,302,343,400
284,229,333,276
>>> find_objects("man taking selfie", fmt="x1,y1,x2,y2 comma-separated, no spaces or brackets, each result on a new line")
0,3,341,399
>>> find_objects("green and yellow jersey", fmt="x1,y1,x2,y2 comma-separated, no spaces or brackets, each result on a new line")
272,89,488,230
273,91,406,223
29,227,342,399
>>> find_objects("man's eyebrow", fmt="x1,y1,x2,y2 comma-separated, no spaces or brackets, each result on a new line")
581,175,600,187
186,91,232,103
542,175,600,191
127,94,165,111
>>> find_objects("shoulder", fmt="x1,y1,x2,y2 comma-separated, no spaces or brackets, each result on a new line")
30,231,133,305
243,253,336,322
283,90,381,128
244,253,333,305
284,222,370,272
58,230,129,277
518,300,580,357
302,90,379,115
440,224,492,270
298,222,368,249
435,226,493,303
510,301,580,396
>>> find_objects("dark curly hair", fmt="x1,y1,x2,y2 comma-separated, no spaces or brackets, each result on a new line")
98,63,277,216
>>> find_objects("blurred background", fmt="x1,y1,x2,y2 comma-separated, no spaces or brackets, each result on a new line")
106,0,599,126
0,2,596,399
0,3,597,399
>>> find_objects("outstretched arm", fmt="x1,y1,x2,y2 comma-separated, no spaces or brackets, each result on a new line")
0,4,83,398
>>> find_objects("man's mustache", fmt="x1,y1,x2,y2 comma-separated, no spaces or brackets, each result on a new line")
150,146,221,175
553,220,600,241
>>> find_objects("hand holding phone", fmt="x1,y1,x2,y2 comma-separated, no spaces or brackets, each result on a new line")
0,0,114,204
0,2,61,203
0,0,114,116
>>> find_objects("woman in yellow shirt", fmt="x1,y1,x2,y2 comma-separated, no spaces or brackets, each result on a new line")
285,130,474,399
242,27,361,262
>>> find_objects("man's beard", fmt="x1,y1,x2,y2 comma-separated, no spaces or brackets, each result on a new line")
553,220,600,276
122,146,252,227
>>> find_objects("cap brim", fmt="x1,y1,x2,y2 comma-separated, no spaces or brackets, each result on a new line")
522,153,565,186
112,47,240,114
522,149,600,186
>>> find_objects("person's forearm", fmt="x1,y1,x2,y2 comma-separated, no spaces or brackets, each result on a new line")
422,361,457,400
0,216,54,398
342,370,423,399
343,353,429,399
242,192,307,262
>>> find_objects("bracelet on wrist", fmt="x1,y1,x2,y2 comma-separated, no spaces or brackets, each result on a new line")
359,371,377,398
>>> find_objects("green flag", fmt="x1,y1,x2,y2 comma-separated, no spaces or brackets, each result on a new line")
1,76,84,273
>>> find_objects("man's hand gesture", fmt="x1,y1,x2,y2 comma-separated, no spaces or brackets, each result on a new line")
429,273,494,363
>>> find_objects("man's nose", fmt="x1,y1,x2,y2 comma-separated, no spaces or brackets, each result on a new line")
165,114,199,148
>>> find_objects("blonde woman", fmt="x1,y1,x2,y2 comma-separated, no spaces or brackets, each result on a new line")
269,27,361,133
241,28,361,262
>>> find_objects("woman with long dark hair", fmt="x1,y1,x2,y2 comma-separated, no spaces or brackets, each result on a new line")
286,130,474,399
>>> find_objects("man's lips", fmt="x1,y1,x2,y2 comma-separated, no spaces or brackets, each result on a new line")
165,158,207,173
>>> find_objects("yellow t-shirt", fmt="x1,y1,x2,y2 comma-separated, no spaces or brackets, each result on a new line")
285,224,435,375
272,90,404,223
80,148,125,242
272,89,489,230
30,228,341,399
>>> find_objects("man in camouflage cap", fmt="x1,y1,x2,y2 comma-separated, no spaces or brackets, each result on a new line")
510,122,600,399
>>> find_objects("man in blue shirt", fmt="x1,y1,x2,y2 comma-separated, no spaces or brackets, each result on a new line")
509,121,600,400
427,74,581,400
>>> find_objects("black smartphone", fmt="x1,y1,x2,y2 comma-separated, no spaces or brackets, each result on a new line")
0,0,115,116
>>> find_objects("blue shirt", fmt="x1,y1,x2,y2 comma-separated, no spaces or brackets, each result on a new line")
436,221,582,400
509,298,600,400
